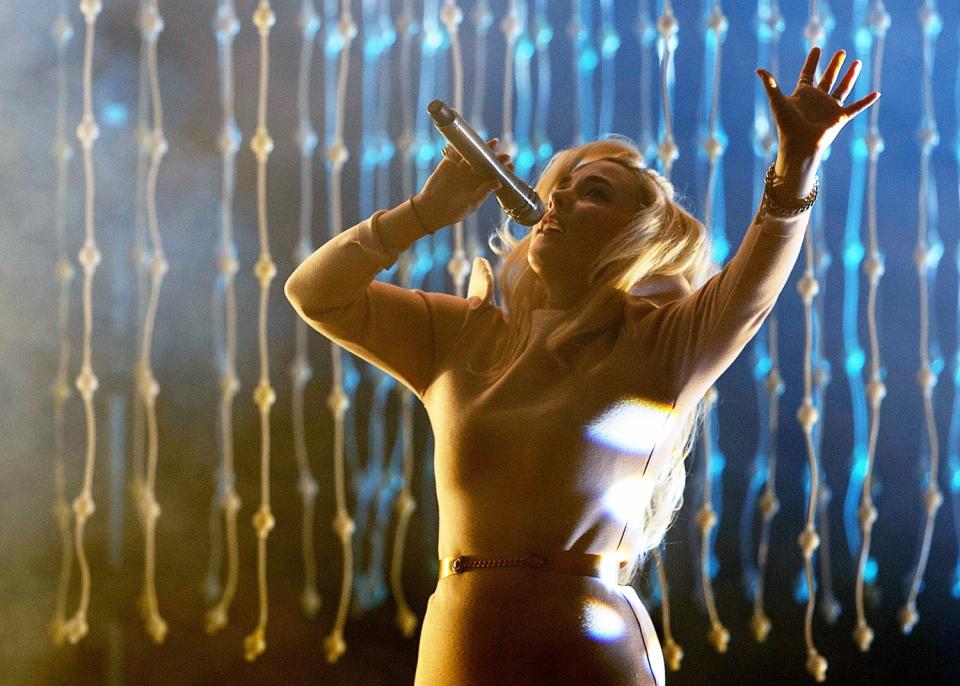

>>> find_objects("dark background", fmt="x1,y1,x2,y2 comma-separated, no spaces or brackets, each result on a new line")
3,1,960,684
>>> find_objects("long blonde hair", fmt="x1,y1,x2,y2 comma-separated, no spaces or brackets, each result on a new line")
484,137,715,572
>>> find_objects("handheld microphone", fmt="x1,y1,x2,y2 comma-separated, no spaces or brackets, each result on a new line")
427,99,545,227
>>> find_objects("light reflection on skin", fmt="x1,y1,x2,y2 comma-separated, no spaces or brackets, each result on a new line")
581,600,627,642
584,397,672,456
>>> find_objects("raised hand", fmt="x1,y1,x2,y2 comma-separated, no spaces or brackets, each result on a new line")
758,46,880,161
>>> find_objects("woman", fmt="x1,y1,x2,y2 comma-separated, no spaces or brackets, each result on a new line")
286,48,878,685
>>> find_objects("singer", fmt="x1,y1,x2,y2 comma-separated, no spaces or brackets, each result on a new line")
285,48,877,685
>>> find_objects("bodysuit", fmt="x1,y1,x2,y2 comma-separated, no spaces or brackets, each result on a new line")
287,208,807,685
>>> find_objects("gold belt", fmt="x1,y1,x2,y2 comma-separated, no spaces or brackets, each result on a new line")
438,551,628,585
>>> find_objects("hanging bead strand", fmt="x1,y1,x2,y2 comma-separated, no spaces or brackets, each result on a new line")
899,0,945,635
696,0,730,656
441,0,470,296
291,0,323,621
389,0,421,639
132,0,170,644
49,2,76,647
853,0,890,654
204,0,243,635
322,0,358,663
744,0,784,645
653,0,682,671
243,0,278,662
63,0,104,646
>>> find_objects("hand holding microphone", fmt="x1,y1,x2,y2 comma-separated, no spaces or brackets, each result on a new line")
425,100,545,227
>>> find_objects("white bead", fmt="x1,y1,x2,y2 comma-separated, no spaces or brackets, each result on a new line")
471,2,492,32
327,139,349,168
222,488,242,514
219,252,239,278
326,386,350,417
254,254,276,286
866,377,886,408
657,11,678,40
80,0,102,23
138,492,161,523
72,492,96,520
219,121,242,155
658,138,678,166
918,4,942,37
250,128,274,162
703,134,724,162
750,610,771,643
806,652,828,682
765,368,784,395
56,258,75,284
796,401,819,432
214,7,240,43
52,14,74,48
78,241,101,271
797,527,820,559
440,2,463,30
253,380,276,410
244,627,266,661
863,252,885,282
149,255,169,280
867,5,891,36
804,18,825,47
695,505,716,532
394,491,416,517
865,130,885,159
300,586,322,617
501,12,521,41
220,372,239,396
76,117,100,149
323,629,346,663
52,380,72,403
289,355,313,385
853,622,874,652
858,501,878,528
916,364,937,393
139,370,160,402
918,124,939,151
299,4,321,38
338,14,358,42
332,511,355,541
706,7,728,37
298,474,318,500
922,487,943,513
447,251,471,284
708,622,730,654
295,123,318,157
898,603,919,634
139,6,164,41
252,505,275,537
759,488,780,519
252,2,276,35
75,366,99,399
796,272,819,304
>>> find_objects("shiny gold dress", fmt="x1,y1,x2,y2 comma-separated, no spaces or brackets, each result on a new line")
288,208,806,685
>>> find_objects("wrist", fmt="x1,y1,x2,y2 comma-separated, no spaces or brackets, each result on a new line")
377,196,434,251
773,147,821,200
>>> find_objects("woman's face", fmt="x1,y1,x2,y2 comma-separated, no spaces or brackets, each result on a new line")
528,159,642,287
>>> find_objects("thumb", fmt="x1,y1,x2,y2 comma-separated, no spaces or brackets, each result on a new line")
756,68,785,109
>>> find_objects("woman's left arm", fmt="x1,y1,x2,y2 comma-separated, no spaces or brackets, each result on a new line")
657,48,879,407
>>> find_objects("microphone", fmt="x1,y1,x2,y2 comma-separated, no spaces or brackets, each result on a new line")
427,99,545,227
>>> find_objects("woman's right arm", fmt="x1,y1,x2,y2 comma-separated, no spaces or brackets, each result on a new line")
285,140,507,398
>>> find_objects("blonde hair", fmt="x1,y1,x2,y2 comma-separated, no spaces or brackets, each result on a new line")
482,137,714,574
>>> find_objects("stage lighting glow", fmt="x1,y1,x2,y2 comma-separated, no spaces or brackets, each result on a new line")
581,600,627,642
585,398,672,457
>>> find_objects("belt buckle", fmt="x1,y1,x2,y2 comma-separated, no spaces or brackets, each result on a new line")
450,556,466,573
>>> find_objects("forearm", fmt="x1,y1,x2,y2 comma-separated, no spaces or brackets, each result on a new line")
284,199,431,319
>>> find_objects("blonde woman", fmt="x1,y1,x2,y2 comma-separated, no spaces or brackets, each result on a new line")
286,47,877,685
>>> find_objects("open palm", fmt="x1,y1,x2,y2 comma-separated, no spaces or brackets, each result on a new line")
759,47,880,157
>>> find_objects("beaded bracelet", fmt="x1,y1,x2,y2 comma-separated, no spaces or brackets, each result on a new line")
756,163,819,221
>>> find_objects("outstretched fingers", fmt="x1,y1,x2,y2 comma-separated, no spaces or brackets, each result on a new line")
817,50,846,93
831,60,862,103
796,46,821,88
842,91,881,119
756,68,786,110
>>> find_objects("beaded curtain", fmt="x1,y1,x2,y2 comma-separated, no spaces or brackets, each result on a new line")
4,0,960,683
